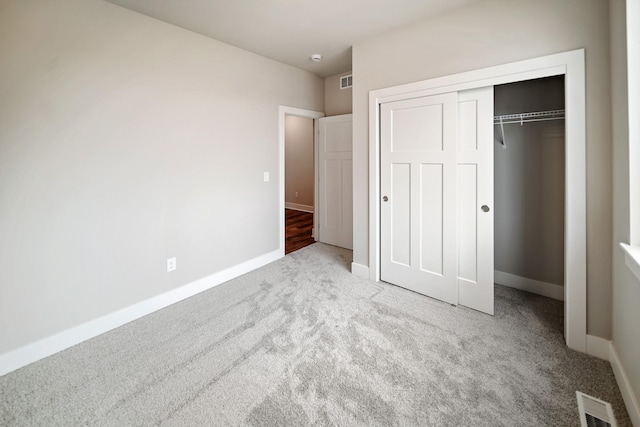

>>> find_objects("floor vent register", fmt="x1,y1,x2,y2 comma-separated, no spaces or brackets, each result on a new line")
576,391,617,427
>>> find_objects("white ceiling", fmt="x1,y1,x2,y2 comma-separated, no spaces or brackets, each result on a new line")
104,0,478,77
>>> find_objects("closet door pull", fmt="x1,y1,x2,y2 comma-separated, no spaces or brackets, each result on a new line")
481,205,490,212
383,196,389,202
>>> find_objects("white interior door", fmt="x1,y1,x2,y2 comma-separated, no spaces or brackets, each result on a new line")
380,93,458,305
457,87,494,315
318,114,353,250
380,89,494,314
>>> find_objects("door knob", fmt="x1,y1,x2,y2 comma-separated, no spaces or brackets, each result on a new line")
383,196,389,202
481,205,490,212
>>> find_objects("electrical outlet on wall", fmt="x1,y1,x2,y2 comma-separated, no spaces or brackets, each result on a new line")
295,192,299,198
167,257,177,272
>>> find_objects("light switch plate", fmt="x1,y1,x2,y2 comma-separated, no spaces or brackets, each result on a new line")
263,172,269,182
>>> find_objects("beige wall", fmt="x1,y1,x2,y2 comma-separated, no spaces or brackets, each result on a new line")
325,71,353,116
494,77,565,286
610,0,640,409
0,0,324,355
285,116,315,209
352,0,612,338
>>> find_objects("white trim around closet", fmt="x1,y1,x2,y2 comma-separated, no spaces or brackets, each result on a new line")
368,49,587,353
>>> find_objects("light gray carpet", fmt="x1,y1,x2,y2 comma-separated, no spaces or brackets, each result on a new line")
0,243,631,426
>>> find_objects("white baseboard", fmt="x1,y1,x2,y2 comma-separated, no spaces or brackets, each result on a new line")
494,270,564,301
610,342,640,426
586,334,610,361
351,262,370,278
0,249,282,377
284,202,314,213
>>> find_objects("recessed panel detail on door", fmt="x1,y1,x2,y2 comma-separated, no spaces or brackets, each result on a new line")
324,159,341,228
458,164,478,282
391,163,411,266
459,100,479,151
391,105,444,152
420,164,443,275
341,159,353,236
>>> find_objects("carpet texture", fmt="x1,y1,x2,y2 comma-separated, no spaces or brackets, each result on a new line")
0,243,631,426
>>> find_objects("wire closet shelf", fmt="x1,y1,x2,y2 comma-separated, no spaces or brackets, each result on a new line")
494,109,565,148
493,109,565,125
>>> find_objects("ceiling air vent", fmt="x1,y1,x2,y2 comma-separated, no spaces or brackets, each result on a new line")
340,75,352,90
576,391,617,427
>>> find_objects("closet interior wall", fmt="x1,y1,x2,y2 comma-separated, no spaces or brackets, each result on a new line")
494,76,566,288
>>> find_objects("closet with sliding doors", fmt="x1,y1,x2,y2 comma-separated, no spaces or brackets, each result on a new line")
493,76,566,304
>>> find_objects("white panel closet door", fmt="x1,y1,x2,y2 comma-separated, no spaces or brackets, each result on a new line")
457,87,494,315
380,93,458,305
318,114,353,250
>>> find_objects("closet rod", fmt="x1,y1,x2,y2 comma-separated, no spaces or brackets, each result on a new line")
493,109,565,125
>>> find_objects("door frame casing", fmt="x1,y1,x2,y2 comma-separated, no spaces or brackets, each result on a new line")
368,49,586,352
279,106,325,256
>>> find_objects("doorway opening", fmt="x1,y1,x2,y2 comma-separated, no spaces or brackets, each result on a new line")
284,115,316,254
494,76,566,324
278,106,324,257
